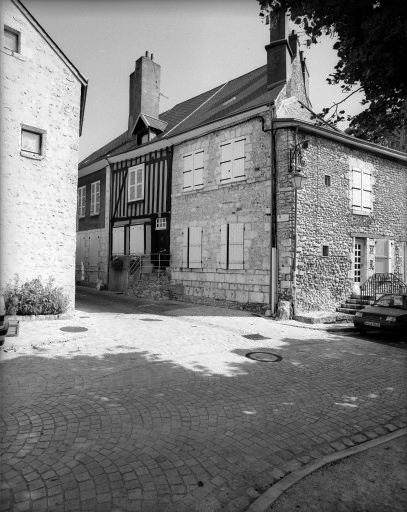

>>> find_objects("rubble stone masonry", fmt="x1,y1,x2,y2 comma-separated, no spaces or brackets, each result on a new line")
0,0,82,310
170,118,272,309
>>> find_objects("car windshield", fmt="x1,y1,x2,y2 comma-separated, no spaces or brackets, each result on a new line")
374,294,407,310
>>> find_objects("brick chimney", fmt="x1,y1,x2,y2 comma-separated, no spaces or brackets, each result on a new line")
265,11,292,90
128,51,160,135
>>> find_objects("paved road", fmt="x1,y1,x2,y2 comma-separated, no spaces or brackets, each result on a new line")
1,288,406,512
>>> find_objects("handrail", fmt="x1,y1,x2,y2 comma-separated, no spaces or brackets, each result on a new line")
360,273,407,301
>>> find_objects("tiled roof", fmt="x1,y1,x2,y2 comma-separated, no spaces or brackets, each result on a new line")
79,64,281,169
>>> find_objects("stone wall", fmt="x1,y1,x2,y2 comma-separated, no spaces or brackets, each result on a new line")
0,0,82,310
275,129,407,312
170,118,272,309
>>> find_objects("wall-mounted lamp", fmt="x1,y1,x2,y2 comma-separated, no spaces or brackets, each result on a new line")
291,168,307,190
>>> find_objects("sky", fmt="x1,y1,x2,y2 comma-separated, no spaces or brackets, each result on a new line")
24,0,365,161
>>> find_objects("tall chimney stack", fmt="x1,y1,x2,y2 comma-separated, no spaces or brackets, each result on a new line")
128,52,161,135
265,11,291,90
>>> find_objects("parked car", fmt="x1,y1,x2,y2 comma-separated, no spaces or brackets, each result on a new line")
0,294,9,346
353,293,407,333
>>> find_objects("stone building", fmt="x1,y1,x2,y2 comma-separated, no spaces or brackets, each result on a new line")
0,0,87,309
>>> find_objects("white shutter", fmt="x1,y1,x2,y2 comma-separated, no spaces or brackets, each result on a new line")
128,168,136,202
233,139,245,177
220,143,232,180
352,169,362,209
129,225,145,254
219,224,228,268
189,227,202,268
112,227,125,255
182,229,189,267
361,169,372,213
95,181,100,214
229,223,244,269
183,154,193,189
193,151,204,186
375,239,392,273
136,167,144,200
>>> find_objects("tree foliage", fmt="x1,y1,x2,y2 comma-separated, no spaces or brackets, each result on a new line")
258,0,407,147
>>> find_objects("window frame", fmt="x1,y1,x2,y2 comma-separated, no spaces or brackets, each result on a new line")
220,137,246,183
155,217,167,230
128,164,145,203
77,186,86,219
182,150,204,190
4,25,20,54
90,180,101,216
20,125,46,159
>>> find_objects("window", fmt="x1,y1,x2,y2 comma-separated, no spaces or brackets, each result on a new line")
90,181,100,216
354,242,362,282
219,223,244,269
183,150,204,190
324,175,331,186
182,227,202,269
128,164,144,202
351,167,372,214
112,226,125,255
21,128,44,157
220,138,245,182
156,218,167,230
4,26,20,53
77,186,86,218
322,245,329,257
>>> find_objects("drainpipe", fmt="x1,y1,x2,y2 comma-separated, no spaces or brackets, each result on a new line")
105,154,113,289
262,103,278,315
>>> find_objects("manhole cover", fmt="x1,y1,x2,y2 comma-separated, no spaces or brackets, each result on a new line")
140,318,163,322
60,326,88,333
246,352,282,362
242,333,270,341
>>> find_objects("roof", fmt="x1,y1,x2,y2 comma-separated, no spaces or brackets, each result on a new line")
79,64,281,169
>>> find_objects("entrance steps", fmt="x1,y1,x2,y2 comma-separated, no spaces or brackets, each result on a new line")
336,293,374,316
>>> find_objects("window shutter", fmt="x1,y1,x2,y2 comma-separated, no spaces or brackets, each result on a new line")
228,223,244,269
128,169,136,202
361,169,372,213
189,227,202,268
136,167,144,200
193,151,204,186
129,224,145,254
112,227,125,255
182,229,189,267
96,181,100,214
78,187,86,218
232,139,245,178
183,154,193,189
220,143,232,180
219,224,228,268
352,169,362,209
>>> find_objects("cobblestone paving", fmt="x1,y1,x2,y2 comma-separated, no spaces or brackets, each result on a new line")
1,289,406,511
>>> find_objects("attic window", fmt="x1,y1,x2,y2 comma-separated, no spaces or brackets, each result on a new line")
4,26,20,53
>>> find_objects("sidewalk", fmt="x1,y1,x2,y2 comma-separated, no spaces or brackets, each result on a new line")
268,433,407,512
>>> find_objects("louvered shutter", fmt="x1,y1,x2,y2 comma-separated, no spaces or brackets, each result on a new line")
95,181,100,214
193,151,204,186
220,143,232,180
361,169,372,213
128,169,136,201
352,169,362,210
183,154,193,189
189,227,202,268
232,139,245,178
182,229,189,267
229,223,244,269
219,224,228,268
136,167,144,200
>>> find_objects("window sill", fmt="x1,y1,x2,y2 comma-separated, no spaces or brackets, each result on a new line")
128,198,144,204
78,216,86,220
352,209,371,216
219,176,247,186
90,213,100,217
182,185,204,193
20,150,44,160
2,48,26,61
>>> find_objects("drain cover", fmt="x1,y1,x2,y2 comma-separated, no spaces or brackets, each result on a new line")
246,352,282,362
242,333,270,341
60,326,88,333
140,318,163,322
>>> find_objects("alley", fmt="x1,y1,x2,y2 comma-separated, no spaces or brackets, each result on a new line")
1,288,406,512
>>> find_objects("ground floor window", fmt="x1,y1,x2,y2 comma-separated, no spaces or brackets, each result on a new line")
354,242,362,282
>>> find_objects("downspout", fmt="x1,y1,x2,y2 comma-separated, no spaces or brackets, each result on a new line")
262,103,278,315
105,154,113,289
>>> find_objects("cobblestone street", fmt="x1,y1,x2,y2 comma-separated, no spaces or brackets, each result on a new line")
1,288,406,512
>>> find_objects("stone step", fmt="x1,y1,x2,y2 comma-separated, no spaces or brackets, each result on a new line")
341,303,365,310
346,298,372,305
336,307,358,315
350,293,374,300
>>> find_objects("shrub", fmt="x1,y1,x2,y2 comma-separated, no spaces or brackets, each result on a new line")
3,276,69,316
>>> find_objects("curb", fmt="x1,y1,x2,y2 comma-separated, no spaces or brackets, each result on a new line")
245,427,407,512
6,313,73,322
